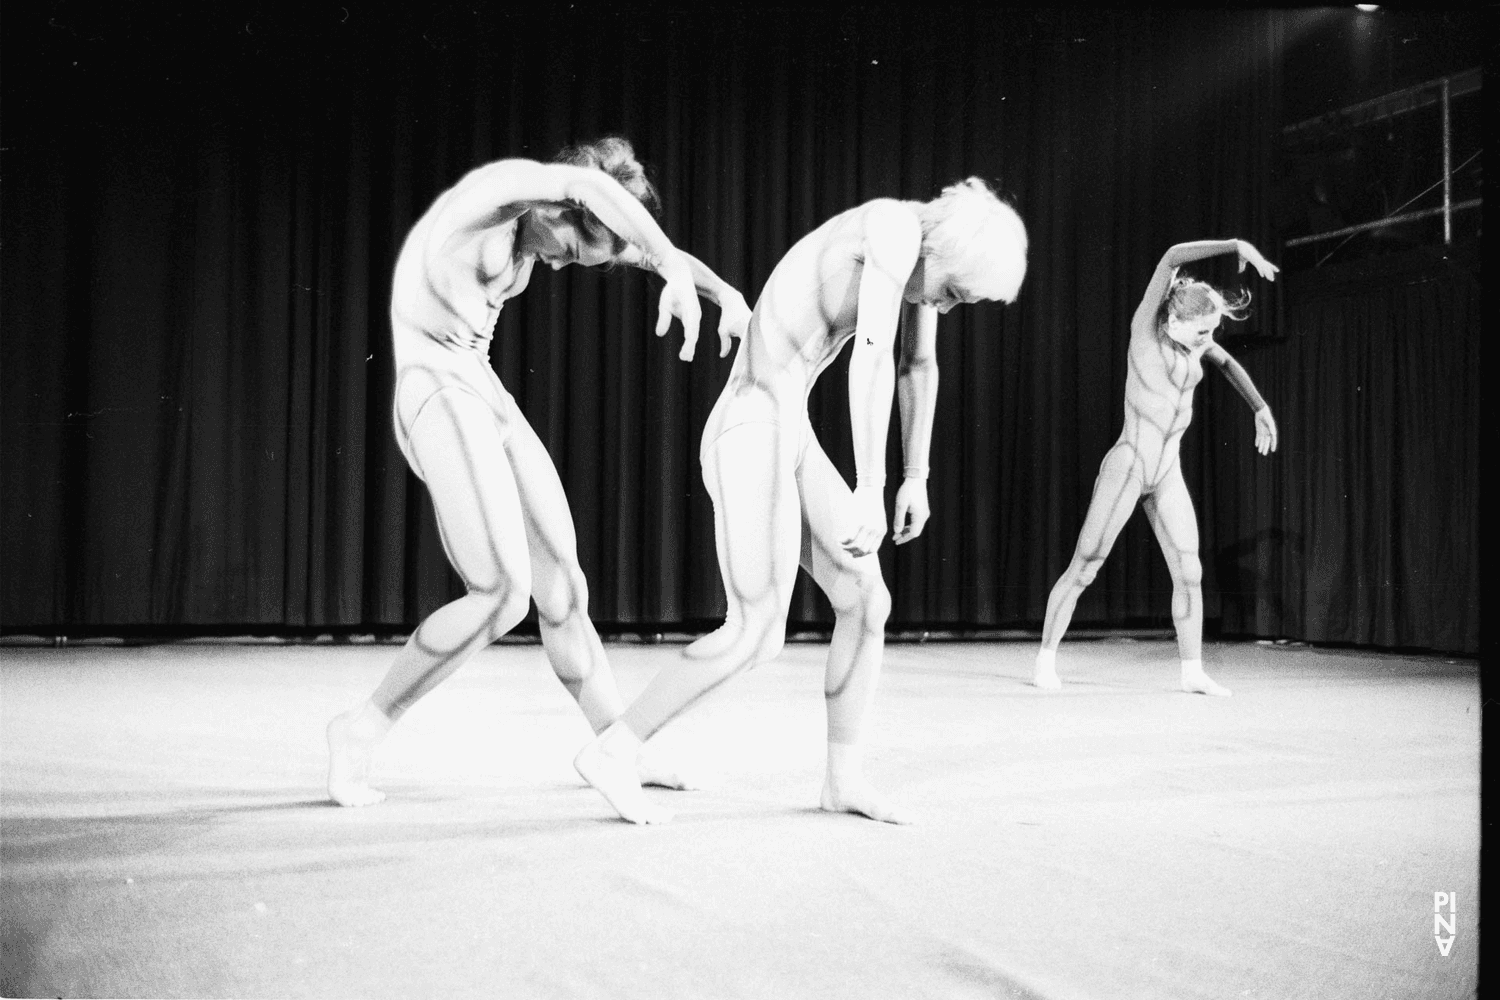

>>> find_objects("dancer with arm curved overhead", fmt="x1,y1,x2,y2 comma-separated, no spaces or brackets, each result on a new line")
326,137,751,810
1032,238,1279,697
575,179,1029,824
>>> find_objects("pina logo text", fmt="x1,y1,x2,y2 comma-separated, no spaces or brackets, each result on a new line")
1433,892,1456,956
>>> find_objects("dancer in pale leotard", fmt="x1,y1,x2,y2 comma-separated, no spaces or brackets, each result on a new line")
326,138,751,808
575,179,1029,824
1032,239,1279,696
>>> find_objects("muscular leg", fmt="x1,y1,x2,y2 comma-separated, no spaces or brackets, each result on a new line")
576,422,801,823
1144,466,1228,696
504,415,622,731
1034,443,1144,689
327,389,533,806
797,438,906,824
503,416,694,789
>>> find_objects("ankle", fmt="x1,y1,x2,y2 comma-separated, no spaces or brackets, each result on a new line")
600,720,644,758
826,741,865,784
347,701,395,739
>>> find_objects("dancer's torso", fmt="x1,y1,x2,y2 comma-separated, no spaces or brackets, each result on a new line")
707,206,889,441
1118,322,1208,488
389,169,534,443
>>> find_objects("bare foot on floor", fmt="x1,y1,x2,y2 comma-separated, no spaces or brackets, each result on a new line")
1181,664,1232,697
820,776,911,825
636,741,703,791
575,723,673,825
326,710,388,807
1032,648,1061,690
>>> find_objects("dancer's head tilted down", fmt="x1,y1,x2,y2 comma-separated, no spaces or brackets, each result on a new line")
523,136,662,269
1159,275,1251,352
908,178,1029,312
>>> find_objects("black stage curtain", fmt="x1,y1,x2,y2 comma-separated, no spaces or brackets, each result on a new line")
1206,246,1481,655
1,8,1476,653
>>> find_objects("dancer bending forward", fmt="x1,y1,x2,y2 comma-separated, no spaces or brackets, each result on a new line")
327,138,750,807
1033,239,1279,697
576,180,1028,824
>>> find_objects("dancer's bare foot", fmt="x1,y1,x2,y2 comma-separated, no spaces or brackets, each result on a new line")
327,702,393,807
575,722,674,824
1032,647,1061,690
820,778,910,824
635,740,703,791
1181,660,1232,697
820,742,910,824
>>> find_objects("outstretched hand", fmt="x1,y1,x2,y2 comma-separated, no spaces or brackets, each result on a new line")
892,479,930,545
657,265,704,362
1236,241,1280,282
1254,406,1278,455
715,288,752,359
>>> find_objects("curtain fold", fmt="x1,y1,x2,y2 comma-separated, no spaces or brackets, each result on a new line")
1208,249,1480,654
1,8,1476,653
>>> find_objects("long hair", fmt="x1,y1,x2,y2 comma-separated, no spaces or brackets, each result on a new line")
1160,275,1251,328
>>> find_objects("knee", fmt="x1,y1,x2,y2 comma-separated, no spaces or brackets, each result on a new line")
533,563,589,628
848,575,891,632
471,587,531,641
825,569,891,628
1073,556,1104,588
1176,552,1203,590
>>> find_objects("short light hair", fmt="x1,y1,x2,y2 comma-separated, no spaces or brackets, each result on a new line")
917,178,1029,303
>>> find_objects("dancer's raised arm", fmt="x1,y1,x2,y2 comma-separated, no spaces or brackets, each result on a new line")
444,159,704,358
1132,239,1279,331
444,160,673,262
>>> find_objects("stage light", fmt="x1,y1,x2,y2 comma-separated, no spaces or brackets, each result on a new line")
1354,5,1380,11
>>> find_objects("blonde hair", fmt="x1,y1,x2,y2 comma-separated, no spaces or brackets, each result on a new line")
916,178,1029,303
1162,275,1251,326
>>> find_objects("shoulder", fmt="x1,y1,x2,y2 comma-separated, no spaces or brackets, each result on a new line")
426,158,559,237
856,199,922,241
851,199,922,271
787,200,917,259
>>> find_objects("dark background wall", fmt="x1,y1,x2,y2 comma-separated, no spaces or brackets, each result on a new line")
1,6,1485,653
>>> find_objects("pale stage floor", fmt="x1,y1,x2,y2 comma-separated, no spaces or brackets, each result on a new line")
0,638,1480,999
